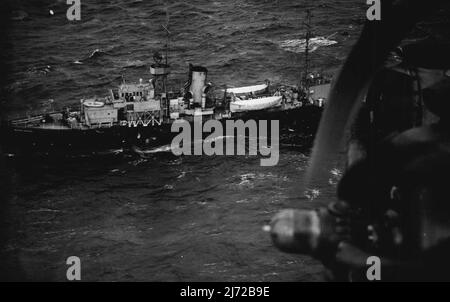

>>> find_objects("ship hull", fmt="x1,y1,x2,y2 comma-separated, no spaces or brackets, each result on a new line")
1,105,322,158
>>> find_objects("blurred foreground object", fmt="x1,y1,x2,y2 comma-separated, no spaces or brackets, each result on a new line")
271,0,450,281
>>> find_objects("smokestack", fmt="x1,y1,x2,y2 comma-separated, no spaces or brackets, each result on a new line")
188,65,208,106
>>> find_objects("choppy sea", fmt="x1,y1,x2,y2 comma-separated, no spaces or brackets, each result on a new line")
0,0,366,281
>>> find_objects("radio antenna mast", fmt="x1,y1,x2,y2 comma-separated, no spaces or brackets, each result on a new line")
162,5,171,66
302,9,312,93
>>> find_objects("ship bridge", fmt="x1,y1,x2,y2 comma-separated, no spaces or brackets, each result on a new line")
116,81,155,101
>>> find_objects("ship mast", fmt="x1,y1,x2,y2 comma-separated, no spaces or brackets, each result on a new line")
150,8,171,120
162,7,170,66
302,9,312,96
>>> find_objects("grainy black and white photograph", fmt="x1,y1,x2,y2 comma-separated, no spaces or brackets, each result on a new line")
0,0,450,288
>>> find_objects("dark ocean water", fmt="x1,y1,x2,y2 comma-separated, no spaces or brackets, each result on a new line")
0,0,365,281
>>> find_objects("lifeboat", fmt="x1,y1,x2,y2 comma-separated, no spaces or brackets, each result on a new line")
230,95,282,113
224,83,268,95
83,100,105,108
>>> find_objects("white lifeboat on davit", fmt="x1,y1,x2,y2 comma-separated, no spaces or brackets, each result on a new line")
230,95,282,113
224,83,268,95
83,100,105,108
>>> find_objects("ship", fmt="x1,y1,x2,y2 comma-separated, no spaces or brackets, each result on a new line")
0,11,331,158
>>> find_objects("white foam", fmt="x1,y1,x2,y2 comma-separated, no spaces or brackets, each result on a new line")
279,36,337,53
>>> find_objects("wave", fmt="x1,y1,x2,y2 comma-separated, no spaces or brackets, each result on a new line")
10,10,29,21
279,36,338,53
87,48,109,59
78,49,112,63
120,60,147,69
131,135,235,157
255,23,295,34
132,144,173,155
26,65,52,75
202,135,235,145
